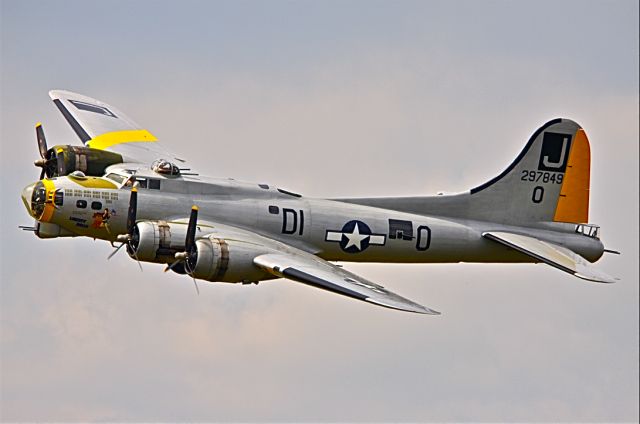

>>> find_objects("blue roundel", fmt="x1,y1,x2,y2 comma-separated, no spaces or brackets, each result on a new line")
339,220,372,253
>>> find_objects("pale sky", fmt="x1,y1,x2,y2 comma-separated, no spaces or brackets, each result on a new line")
1,0,638,422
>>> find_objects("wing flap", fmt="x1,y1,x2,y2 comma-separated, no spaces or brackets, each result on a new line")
254,253,439,314
483,231,616,283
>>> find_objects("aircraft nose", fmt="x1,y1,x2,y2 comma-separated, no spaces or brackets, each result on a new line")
21,182,36,217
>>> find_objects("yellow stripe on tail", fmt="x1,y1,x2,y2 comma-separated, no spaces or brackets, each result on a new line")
554,128,591,223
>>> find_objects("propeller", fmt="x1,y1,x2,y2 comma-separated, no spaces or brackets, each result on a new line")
164,206,200,295
33,123,56,179
107,187,143,271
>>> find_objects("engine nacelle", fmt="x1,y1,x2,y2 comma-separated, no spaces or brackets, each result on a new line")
128,221,189,263
189,237,273,283
50,145,123,177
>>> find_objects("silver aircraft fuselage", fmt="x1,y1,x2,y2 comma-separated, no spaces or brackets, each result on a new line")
22,171,605,268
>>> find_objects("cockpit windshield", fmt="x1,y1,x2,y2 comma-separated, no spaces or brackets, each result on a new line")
105,173,127,185
575,224,600,239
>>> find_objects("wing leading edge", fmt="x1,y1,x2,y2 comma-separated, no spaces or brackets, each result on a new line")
483,231,616,283
254,253,439,314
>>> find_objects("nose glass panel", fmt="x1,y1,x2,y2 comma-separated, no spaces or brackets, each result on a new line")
31,181,47,219
21,183,36,216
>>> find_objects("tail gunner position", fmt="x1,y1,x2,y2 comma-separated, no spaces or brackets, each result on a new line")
21,90,619,314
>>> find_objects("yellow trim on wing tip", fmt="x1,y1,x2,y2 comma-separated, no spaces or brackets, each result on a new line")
87,129,158,150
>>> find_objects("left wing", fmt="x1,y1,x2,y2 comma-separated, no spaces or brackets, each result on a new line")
483,231,617,283
186,220,438,314
49,90,190,168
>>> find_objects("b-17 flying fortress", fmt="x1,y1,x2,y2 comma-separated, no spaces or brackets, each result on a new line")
21,91,618,314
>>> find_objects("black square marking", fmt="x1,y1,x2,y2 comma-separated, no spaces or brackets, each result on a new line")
388,219,413,240
538,132,572,172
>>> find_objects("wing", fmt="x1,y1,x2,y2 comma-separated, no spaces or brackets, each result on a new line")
254,253,439,314
186,220,438,314
483,231,617,283
49,90,190,168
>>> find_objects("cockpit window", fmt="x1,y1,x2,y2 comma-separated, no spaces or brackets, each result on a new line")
129,177,160,190
105,173,127,184
132,178,147,188
148,179,161,190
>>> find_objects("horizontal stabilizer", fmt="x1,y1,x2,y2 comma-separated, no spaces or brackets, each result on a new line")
483,231,616,284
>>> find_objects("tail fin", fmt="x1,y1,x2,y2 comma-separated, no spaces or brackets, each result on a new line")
338,118,592,225
468,118,591,223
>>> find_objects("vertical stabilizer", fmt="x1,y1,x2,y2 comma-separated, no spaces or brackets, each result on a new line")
338,118,593,225
468,118,591,224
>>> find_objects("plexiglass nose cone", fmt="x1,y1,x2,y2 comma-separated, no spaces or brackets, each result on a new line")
21,182,36,217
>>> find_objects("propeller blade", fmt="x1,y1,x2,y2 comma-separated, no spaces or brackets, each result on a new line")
106,189,141,268
36,123,48,159
185,205,198,252
128,241,143,272
163,206,200,292
126,187,138,235
39,168,46,180
107,242,125,260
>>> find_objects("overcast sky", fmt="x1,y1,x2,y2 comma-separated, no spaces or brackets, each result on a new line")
1,0,638,422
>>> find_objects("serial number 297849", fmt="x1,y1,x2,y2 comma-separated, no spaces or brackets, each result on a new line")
520,170,564,184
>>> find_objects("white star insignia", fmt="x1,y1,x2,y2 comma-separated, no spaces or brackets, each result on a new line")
343,222,369,251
